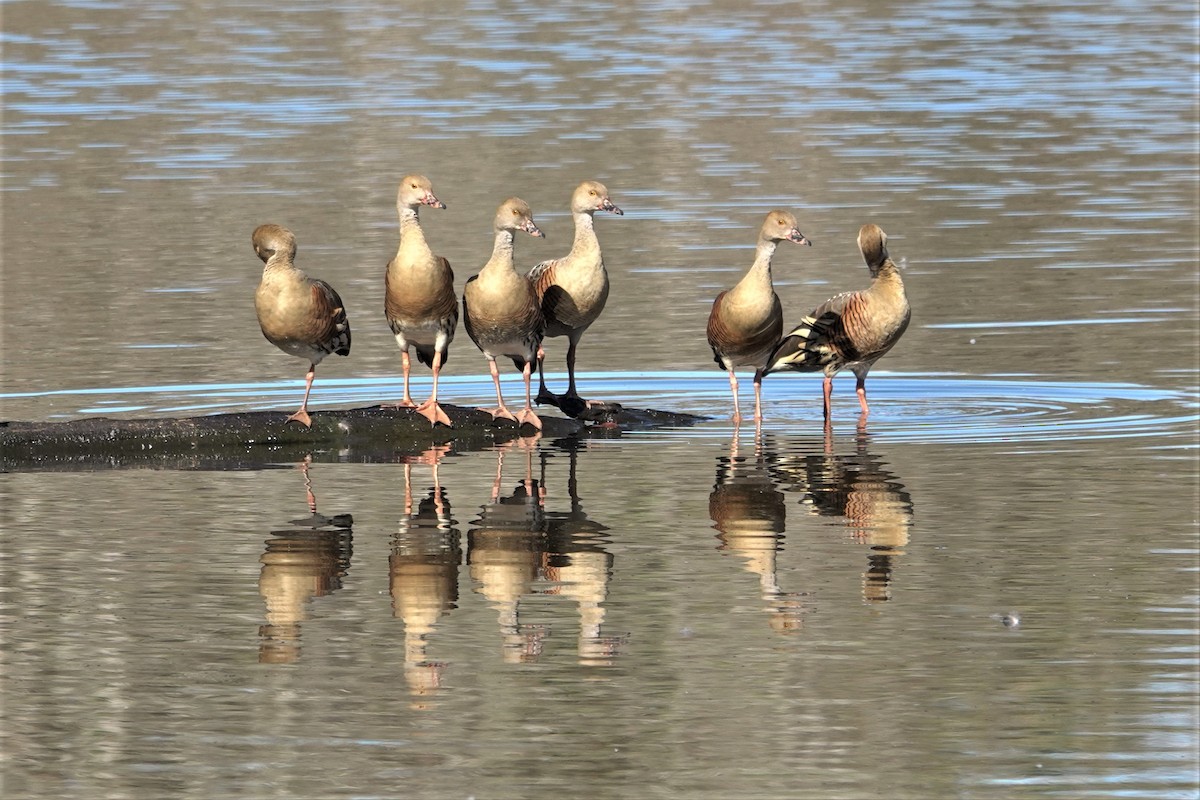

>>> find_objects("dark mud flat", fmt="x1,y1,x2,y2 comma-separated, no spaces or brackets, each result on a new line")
0,402,705,471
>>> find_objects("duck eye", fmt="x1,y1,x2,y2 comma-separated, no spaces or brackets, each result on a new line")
589,190,596,196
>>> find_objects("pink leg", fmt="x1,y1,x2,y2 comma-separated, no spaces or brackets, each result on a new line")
516,361,542,430
728,369,741,423
286,363,316,427
822,374,834,421
752,368,766,423
856,374,870,430
402,351,417,406
490,360,505,407
385,350,418,409
485,358,516,422
417,349,452,427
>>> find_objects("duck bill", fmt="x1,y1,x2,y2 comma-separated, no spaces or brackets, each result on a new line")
601,199,624,215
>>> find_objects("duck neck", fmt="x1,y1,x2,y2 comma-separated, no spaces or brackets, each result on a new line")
396,204,430,257
871,259,906,297
736,238,778,293
262,253,295,278
481,228,516,276
568,210,600,262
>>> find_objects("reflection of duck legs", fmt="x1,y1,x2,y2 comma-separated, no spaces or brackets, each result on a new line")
540,441,626,664
258,459,354,663
491,434,544,503
469,436,549,663
710,430,806,634
775,429,913,603
299,455,317,513
389,445,458,701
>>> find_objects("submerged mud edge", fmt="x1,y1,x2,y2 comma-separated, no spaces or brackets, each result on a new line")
0,403,706,470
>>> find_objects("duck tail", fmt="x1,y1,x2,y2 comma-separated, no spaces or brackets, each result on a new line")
763,313,841,375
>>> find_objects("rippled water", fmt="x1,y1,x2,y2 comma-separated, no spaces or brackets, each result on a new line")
2,0,1197,798
5,371,1197,447
5,428,1198,798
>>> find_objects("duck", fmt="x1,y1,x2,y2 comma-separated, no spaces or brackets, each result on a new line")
763,223,910,423
706,210,811,424
384,174,457,427
252,223,352,428
527,180,623,417
462,197,547,430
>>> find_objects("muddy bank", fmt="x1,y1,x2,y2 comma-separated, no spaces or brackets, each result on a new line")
0,402,705,471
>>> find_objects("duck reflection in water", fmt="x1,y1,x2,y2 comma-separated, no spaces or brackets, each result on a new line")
468,434,549,664
468,437,624,666
258,457,354,664
774,429,913,603
709,431,807,634
538,439,625,666
388,444,460,703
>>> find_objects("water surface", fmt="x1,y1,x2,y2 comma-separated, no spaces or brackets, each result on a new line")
2,0,1197,798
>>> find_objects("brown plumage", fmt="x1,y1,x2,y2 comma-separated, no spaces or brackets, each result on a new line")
384,174,457,427
463,197,546,430
764,223,911,423
527,180,623,414
706,210,811,424
252,223,351,428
